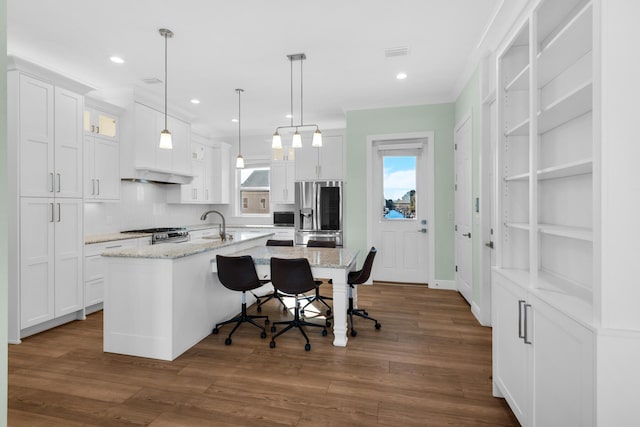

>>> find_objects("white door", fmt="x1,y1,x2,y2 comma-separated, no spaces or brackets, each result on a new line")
455,115,473,303
54,198,83,317
371,139,429,283
54,87,84,199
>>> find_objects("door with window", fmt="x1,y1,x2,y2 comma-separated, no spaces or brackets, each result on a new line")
371,139,429,283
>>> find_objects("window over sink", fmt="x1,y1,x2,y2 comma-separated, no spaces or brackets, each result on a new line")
238,165,270,215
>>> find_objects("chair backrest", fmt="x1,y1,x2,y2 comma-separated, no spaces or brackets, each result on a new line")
307,239,336,248
270,257,318,294
348,247,377,285
216,255,261,292
266,239,294,247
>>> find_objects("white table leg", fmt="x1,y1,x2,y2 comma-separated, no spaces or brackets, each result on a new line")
332,280,349,347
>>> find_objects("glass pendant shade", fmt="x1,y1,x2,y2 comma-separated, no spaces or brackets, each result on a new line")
272,131,282,149
292,130,302,148
236,155,245,169
312,129,323,147
159,129,173,149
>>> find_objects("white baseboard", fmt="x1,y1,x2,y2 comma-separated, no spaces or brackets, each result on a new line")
472,301,491,327
429,279,456,290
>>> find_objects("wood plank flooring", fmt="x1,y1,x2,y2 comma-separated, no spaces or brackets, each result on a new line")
8,284,519,426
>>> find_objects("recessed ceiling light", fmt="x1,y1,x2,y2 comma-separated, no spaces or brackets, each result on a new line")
286,114,293,119
396,73,408,80
110,56,125,64
231,118,239,123
190,99,200,104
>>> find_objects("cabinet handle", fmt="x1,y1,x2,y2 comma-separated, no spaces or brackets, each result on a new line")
91,124,95,133
50,173,55,192
96,179,100,195
96,125,100,134
91,179,95,195
523,303,532,345
56,203,61,222
50,203,55,222
463,232,471,238
518,300,525,339
56,173,61,192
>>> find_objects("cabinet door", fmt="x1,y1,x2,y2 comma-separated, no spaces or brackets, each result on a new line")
134,103,159,169
20,197,55,328
492,275,529,425
318,135,343,180
169,116,191,175
54,87,84,198
84,135,96,199
210,144,230,204
271,161,295,204
531,301,594,427
192,160,207,202
54,198,83,317
19,75,55,197
93,137,120,200
294,144,319,181
85,108,118,141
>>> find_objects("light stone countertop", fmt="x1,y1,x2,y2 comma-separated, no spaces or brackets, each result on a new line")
85,232,152,245
101,231,274,260
224,245,359,269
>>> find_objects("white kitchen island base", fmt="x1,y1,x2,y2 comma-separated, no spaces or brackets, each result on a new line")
103,233,271,361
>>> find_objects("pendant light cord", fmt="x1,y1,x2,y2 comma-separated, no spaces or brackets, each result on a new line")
300,56,303,125
238,89,241,154
290,56,294,128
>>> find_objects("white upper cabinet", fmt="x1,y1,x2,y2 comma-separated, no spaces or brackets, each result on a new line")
18,75,84,199
270,160,295,204
84,99,122,201
209,143,230,204
295,135,343,181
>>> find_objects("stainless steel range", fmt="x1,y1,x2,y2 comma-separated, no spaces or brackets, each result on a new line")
122,227,190,244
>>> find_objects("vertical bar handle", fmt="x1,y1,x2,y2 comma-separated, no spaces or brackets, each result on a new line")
56,203,61,222
523,303,532,344
50,203,55,222
91,179,95,195
96,179,100,195
518,300,525,339
56,173,61,192
50,173,55,192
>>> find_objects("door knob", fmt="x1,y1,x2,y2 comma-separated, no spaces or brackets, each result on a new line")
462,232,471,238
485,241,494,249
418,228,427,233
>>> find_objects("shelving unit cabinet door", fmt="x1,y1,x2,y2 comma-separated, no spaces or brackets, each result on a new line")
18,74,55,198
318,135,344,180
20,197,55,328
492,274,530,426
54,87,84,199
54,198,83,317
531,299,594,427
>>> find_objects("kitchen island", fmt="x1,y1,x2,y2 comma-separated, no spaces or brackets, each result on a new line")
102,231,274,361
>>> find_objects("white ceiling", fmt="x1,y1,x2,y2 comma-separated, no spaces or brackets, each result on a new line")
7,0,524,139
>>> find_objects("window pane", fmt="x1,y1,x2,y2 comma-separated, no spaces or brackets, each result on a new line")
383,156,416,219
240,167,270,214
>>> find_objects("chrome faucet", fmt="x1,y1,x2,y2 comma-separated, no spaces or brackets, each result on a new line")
200,210,228,240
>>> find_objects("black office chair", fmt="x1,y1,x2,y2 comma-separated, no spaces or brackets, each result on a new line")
269,257,328,351
300,239,335,317
212,255,270,345
255,239,295,312
347,247,381,337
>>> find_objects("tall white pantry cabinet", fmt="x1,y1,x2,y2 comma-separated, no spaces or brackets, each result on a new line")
7,57,93,342
491,1,640,426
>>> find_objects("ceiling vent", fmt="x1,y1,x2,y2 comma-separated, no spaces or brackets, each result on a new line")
141,77,163,84
384,46,409,58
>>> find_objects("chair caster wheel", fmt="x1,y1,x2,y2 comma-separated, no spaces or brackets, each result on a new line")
363,311,369,316
212,328,219,334
300,309,305,315
326,309,332,316
224,337,232,345
260,331,267,339
322,329,328,337
305,343,311,351
257,306,262,313
265,319,270,325
270,326,276,333
270,341,276,348
351,329,357,337
375,323,381,330
282,306,288,312
325,320,331,327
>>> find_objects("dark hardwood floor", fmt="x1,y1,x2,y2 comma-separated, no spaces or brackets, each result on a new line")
8,284,519,426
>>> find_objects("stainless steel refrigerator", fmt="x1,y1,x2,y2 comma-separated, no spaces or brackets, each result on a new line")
295,181,343,246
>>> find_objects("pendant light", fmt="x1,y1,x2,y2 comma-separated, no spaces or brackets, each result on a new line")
272,53,322,149
158,28,174,149
235,88,245,169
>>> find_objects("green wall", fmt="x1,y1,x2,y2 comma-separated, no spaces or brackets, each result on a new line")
454,67,481,302
1,0,8,423
345,103,455,281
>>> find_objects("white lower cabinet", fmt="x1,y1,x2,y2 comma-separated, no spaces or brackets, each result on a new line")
20,197,83,329
84,237,151,310
493,270,594,427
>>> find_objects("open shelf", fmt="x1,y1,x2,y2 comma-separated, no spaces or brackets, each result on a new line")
505,222,530,231
505,118,530,136
538,223,593,241
538,2,593,87
505,172,530,182
537,158,592,180
505,64,530,92
538,81,592,134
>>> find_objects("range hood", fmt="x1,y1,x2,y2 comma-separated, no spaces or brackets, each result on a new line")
122,166,194,185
